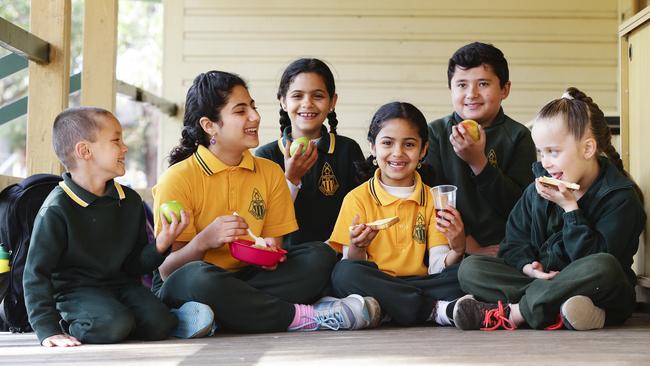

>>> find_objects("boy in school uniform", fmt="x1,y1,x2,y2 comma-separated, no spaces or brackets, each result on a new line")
424,42,536,255
23,107,202,347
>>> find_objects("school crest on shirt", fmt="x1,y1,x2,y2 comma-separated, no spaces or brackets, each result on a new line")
412,213,426,244
487,149,498,167
248,188,266,219
318,162,339,196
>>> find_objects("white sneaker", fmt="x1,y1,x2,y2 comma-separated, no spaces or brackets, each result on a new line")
560,296,605,331
290,294,376,331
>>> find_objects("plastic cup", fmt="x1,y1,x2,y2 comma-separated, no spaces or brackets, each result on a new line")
431,185,457,212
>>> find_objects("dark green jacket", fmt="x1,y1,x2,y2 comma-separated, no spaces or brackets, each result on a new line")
499,158,645,285
24,173,166,342
424,109,536,245
255,126,364,248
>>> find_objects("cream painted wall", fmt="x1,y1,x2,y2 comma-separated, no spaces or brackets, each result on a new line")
160,0,618,168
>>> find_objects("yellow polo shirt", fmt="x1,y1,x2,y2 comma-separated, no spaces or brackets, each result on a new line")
153,145,298,270
329,170,447,277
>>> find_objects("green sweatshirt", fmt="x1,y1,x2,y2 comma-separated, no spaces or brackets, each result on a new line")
499,158,646,285
23,173,167,343
424,109,536,245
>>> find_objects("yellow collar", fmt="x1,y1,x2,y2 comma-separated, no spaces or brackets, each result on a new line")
367,169,427,207
193,145,256,176
59,175,125,208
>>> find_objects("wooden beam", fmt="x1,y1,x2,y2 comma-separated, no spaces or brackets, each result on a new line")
117,80,179,117
26,0,71,175
0,16,50,64
81,0,118,111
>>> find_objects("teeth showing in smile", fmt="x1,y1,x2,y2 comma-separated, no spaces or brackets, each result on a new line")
298,113,318,118
388,161,407,167
244,128,257,133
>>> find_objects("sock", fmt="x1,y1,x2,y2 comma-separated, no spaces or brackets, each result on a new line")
288,304,316,331
446,299,457,321
431,301,452,326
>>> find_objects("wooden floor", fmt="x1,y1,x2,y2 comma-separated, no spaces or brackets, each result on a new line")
2,314,650,365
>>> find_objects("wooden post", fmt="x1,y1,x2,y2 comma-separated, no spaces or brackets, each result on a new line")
26,0,70,175
81,0,118,111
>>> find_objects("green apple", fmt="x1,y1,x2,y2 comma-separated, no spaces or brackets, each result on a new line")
289,136,310,156
160,200,183,223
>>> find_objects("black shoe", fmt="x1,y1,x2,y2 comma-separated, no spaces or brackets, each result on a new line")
453,295,515,330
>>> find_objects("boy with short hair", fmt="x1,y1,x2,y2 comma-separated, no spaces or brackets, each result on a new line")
424,42,536,255
24,107,207,347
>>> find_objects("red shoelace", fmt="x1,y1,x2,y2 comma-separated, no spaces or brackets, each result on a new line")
544,314,565,330
480,301,516,331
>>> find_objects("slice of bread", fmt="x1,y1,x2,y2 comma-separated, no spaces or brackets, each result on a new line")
350,216,400,231
539,176,580,191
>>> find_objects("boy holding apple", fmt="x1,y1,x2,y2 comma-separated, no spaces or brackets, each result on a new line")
424,42,536,256
23,107,210,347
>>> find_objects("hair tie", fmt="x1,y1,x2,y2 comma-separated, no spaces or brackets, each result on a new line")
561,92,574,100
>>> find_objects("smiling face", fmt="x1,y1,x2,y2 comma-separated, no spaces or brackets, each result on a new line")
450,64,510,127
87,114,128,179
280,72,337,139
532,116,594,186
371,118,427,187
209,84,261,156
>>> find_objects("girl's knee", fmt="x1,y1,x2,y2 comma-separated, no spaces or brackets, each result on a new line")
331,260,367,288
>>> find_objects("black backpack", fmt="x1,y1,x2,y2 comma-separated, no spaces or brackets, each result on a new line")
0,173,62,332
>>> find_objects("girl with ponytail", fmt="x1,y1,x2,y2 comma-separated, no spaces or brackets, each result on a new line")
452,87,646,332
256,58,365,249
153,70,378,335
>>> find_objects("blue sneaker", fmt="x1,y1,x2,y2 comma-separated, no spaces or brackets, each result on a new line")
290,294,377,331
171,301,214,338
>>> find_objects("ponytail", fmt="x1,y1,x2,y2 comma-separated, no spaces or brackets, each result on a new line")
354,155,377,183
538,86,644,202
327,110,338,135
279,108,291,136
168,70,248,166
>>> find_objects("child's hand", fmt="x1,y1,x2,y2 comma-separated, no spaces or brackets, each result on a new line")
349,215,378,252
435,207,465,254
284,140,318,185
522,261,559,280
260,237,286,271
535,178,579,212
199,214,249,250
155,209,190,253
449,124,488,175
42,333,81,347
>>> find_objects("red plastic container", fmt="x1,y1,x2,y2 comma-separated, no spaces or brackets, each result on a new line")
229,239,287,267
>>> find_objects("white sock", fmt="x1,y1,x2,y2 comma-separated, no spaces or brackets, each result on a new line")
432,301,452,326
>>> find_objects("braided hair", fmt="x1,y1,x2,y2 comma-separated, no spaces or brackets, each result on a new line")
536,87,643,201
276,58,338,136
168,71,248,166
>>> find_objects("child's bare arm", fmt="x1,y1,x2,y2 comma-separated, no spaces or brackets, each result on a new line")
158,214,248,280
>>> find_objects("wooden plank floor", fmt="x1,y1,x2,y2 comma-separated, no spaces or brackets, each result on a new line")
2,314,650,365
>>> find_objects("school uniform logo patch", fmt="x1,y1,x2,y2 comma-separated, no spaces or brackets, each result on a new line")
412,213,426,244
488,149,498,167
248,188,266,220
318,162,339,196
